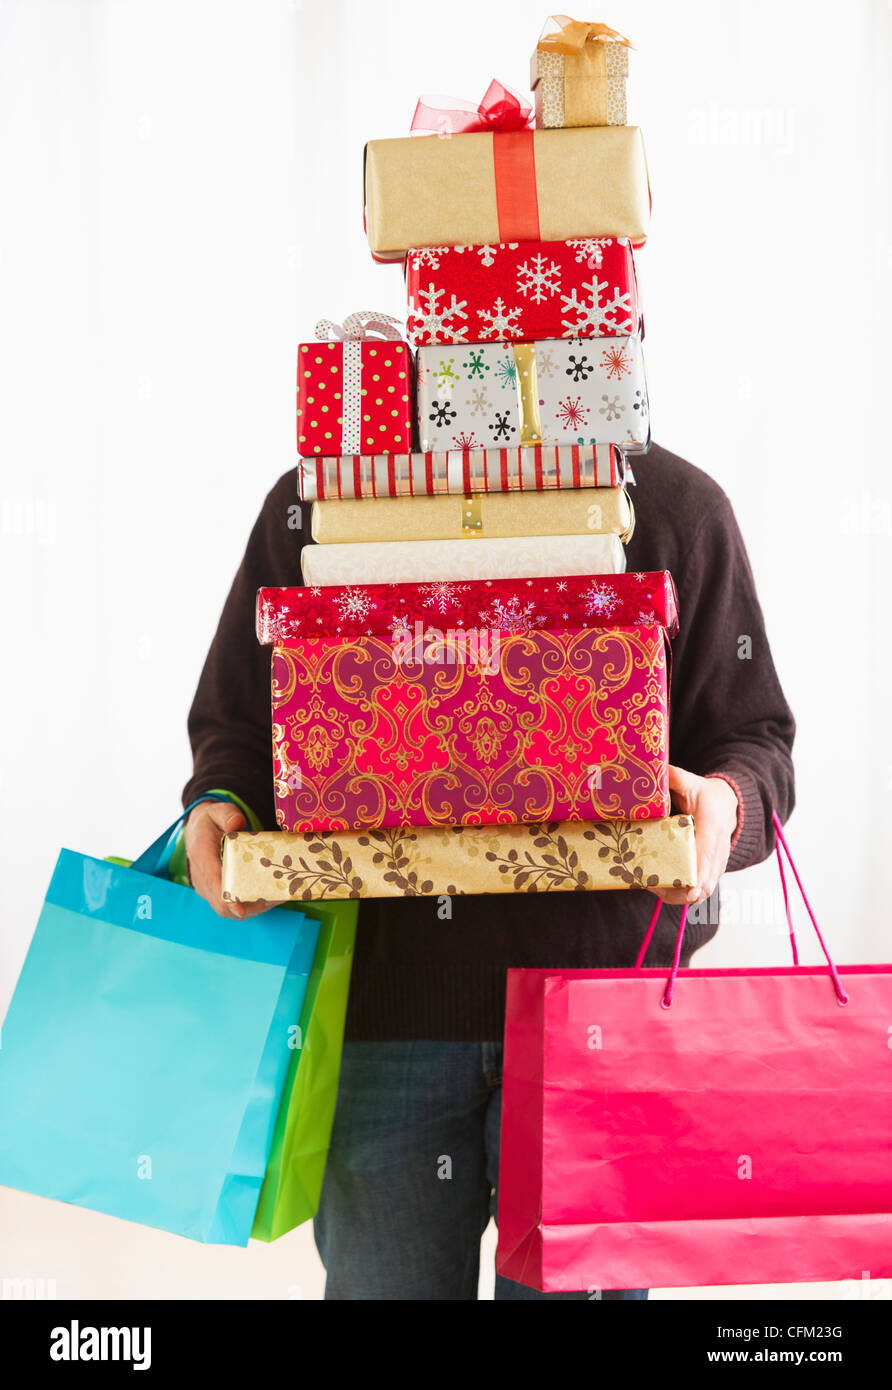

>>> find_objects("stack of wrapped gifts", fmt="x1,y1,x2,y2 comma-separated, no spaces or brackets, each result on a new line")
222,16,697,904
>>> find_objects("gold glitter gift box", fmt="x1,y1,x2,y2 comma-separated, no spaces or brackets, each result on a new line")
309,486,634,545
531,17,634,129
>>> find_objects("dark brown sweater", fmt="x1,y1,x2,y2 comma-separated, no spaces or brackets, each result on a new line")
184,444,795,1040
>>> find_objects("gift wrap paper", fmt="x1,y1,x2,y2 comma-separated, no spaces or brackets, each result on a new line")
298,442,626,501
531,32,631,129
221,816,697,901
257,571,679,643
416,336,649,453
364,126,650,261
406,238,639,346
300,533,626,585
296,338,413,457
310,487,634,545
269,626,670,831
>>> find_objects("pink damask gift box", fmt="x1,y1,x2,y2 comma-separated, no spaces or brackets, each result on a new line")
264,621,671,833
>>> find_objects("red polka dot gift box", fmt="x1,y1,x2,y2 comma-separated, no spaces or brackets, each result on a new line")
297,311,414,458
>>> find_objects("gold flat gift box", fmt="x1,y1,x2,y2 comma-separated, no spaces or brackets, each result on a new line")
310,488,634,545
221,817,697,902
531,19,633,129
364,126,650,261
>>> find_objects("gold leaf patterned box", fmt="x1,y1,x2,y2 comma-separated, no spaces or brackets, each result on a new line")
221,817,697,901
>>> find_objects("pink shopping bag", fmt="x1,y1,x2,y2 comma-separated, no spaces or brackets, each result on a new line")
497,814,892,1292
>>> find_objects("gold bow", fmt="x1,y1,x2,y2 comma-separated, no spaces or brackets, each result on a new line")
537,15,635,55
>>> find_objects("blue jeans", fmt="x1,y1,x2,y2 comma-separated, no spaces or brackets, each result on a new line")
314,1041,648,1301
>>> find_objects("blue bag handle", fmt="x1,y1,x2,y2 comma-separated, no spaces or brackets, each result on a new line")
130,793,235,880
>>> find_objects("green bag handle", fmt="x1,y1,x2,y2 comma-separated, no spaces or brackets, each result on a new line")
107,791,262,887
167,790,263,887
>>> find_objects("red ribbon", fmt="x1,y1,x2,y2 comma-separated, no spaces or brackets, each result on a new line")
493,132,540,242
410,78,535,135
411,80,539,243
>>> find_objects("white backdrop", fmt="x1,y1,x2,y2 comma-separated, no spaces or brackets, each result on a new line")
1,0,889,1301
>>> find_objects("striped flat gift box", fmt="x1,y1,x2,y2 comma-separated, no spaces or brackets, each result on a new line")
297,442,626,502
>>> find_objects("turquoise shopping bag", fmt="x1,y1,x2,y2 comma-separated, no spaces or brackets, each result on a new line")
0,797,319,1245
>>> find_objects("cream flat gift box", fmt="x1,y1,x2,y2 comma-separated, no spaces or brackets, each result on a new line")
300,532,626,585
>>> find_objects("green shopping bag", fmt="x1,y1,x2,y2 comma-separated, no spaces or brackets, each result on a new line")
166,793,357,1239
251,897,357,1240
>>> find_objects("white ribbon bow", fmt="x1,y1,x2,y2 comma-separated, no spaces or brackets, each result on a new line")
314,310,403,342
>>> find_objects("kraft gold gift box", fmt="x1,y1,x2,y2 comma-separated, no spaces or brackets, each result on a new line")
221,816,697,902
364,126,650,261
310,487,634,545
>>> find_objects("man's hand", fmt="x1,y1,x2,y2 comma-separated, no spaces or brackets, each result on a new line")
651,765,740,907
185,799,271,920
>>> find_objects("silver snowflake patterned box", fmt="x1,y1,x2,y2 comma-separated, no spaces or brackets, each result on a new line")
416,337,650,454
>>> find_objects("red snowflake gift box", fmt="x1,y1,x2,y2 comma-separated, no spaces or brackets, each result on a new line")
258,573,676,833
416,335,649,453
297,311,414,458
257,571,678,642
406,238,640,346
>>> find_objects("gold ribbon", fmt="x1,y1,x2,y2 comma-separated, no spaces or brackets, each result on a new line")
513,343,542,446
462,494,483,536
620,489,635,545
537,16,635,54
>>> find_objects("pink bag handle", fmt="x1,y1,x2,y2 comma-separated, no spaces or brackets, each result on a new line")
635,811,848,1008
771,810,848,1003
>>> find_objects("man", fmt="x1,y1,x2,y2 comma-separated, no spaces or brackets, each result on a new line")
183,442,795,1299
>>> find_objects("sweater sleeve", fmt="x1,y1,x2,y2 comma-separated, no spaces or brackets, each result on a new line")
182,472,305,828
667,493,796,871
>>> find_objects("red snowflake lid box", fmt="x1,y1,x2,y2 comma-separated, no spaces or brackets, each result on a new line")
406,237,640,347
257,571,679,643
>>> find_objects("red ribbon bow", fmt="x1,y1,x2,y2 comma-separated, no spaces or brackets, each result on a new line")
411,78,535,136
